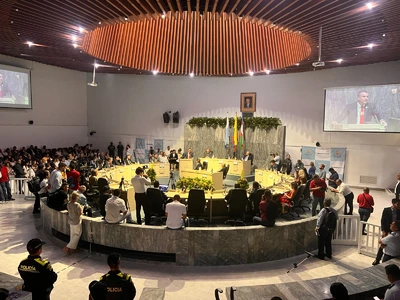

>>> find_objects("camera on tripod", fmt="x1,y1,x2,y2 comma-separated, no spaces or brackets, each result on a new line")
169,171,174,178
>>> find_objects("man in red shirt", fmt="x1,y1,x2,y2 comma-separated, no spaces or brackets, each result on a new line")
310,174,327,216
357,187,374,235
0,162,14,201
66,163,80,191
253,189,279,226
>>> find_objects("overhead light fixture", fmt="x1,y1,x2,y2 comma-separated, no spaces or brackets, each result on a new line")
162,14,166,19
189,73,194,77
27,41,33,47
295,63,299,66
118,68,120,71
366,2,374,10
120,66,122,68
382,33,386,37
336,58,343,64
79,27,84,33
249,71,254,76
72,35,77,42
73,43,78,48
98,21,101,25
15,8,18,12
265,70,270,75
368,43,374,49
124,17,128,21
94,63,99,68
153,70,158,75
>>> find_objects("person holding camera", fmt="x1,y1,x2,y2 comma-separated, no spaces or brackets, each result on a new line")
332,179,354,215
310,174,327,216
131,167,151,225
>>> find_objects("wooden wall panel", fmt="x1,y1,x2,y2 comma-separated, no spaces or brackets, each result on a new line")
82,12,311,75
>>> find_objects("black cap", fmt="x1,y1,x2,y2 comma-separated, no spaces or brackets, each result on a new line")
107,253,121,266
27,238,46,254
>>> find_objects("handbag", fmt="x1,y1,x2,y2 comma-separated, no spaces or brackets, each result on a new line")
363,194,374,213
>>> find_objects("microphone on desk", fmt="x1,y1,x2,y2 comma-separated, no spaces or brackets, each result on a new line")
119,177,124,189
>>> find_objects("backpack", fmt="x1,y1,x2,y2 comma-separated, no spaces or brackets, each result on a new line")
323,208,337,232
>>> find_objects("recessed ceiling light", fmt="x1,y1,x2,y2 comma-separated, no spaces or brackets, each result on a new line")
124,17,128,21
80,50,82,53
72,35,77,42
120,66,122,68
230,73,232,76
27,41,33,47
73,43,77,48
153,70,158,75
366,2,374,10
298,31,301,34
79,27,84,33
249,71,254,76
17,33,20,35
10,21,13,24
189,73,194,77
15,8,18,11
98,21,101,25
295,63,299,66
265,70,271,75
336,58,343,64
162,14,166,19
94,63,99,68
382,33,386,37
118,68,120,71
368,43,374,49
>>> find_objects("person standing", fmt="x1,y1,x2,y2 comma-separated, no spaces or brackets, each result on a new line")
310,175,327,216
357,187,375,235
395,173,400,200
327,168,339,188
63,192,83,255
372,199,400,265
18,239,58,300
99,253,136,300
308,162,316,178
283,154,293,175
318,164,327,181
0,161,14,201
384,264,400,300
165,195,187,229
117,142,124,160
108,142,116,158
48,162,67,194
131,167,151,225
66,163,80,191
379,221,400,263
332,179,354,215
315,198,338,260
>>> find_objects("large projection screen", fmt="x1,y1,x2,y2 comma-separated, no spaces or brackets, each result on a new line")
0,64,32,109
324,84,400,133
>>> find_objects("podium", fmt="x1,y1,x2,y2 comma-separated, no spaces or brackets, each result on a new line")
332,123,385,132
199,158,251,176
179,158,194,176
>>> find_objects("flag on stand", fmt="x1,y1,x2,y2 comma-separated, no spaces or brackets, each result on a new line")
224,115,229,148
233,113,238,151
238,115,244,150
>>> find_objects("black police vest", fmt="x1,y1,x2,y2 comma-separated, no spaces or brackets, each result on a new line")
100,272,132,300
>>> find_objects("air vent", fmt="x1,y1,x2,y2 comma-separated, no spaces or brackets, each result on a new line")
360,176,377,185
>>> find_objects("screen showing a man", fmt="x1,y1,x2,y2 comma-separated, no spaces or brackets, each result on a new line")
324,84,400,132
0,64,31,109
244,97,252,108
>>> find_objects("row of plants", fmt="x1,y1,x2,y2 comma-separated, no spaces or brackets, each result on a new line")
176,177,215,191
187,117,281,130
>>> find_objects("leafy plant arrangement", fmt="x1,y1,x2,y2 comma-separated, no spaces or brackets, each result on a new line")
176,177,214,191
236,178,249,190
187,117,281,130
146,168,157,184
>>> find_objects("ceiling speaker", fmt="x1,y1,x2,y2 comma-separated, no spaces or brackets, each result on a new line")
173,111,179,123
163,112,170,123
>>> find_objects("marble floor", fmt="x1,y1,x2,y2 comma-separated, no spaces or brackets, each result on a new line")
0,188,394,300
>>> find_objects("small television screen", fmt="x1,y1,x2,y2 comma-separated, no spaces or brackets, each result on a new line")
324,84,400,133
0,64,31,109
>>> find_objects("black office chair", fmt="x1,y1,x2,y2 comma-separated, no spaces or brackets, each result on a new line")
281,190,301,219
222,164,230,179
147,188,165,225
296,184,310,212
187,189,208,226
251,188,266,216
202,161,208,171
225,189,248,226
97,178,109,195
303,180,312,204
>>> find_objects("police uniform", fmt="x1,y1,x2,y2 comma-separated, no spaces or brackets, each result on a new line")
18,255,58,300
99,270,136,300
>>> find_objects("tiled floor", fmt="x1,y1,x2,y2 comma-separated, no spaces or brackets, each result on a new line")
0,187,394,300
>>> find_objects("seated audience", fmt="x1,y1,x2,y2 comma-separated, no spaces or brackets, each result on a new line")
153,181,168,203
379,220,400,262
99,185,112,218
249,181,260,214
330,282,349,300
48,182,68,211
165,195,187,229
98,253,136,300
105,189,134,224
67,163,80,191
385,264,400,300
77,185,93,217
89,169,99,192
253,189,278,226
114,155,123,165
194,159,202,170
204,148,214,158
268,160,277,171
279,182,298,213
124,155,134,165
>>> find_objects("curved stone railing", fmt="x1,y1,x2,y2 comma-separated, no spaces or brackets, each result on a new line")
41,192,344,266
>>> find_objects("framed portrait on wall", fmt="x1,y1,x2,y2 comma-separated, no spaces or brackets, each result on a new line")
240,93,256,113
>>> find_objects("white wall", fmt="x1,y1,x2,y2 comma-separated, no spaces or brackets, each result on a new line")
88,61,400,189
0,54,88,148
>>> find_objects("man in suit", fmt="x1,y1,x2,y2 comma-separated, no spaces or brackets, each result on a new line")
219,163,228,179
372,198,400,265
395,173,400,200
242,151,254,165
334,90,387,126
169,149,178,171
117,142,124,159
182,148,194,159
204,148,214,158
244,97,252,108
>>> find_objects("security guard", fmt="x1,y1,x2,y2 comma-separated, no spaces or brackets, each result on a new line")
18,238,58,300
98,253,136,300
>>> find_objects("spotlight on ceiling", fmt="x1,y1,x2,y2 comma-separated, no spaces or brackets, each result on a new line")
162,14,166,19
366,2,374,10
27,41,33,47
153,70,158,75
295,63,299,66
265,70,271,75
98,21,101,25
382,33,386,37
124,17,128,21
78,27,84,33
336,58,343,64
71,35,77,42
94,63,99,68
249,71,254,76
189,73,194,77
73,43,78,48
368,43,374,49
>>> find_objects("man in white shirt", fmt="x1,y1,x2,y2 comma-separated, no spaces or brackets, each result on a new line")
384,264,400,300
131,167,151,225
105,189,134,224
48,162,66,194
332,179,354,215
165,195,187,229
380,221,400,262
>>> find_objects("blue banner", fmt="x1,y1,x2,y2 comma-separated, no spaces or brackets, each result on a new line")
154,139,164,152
136,138,145,149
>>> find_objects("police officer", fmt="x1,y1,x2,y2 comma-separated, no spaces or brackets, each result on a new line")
99,253,136,300
18,238,58,300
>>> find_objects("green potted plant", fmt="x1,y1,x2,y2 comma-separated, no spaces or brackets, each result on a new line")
236,178,249,190
176,177,214,192
146,168,157,184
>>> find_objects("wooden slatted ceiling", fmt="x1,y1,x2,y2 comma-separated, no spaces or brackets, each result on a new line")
0,0,398,76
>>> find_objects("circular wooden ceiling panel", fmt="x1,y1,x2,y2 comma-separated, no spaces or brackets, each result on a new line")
82,12,311,76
